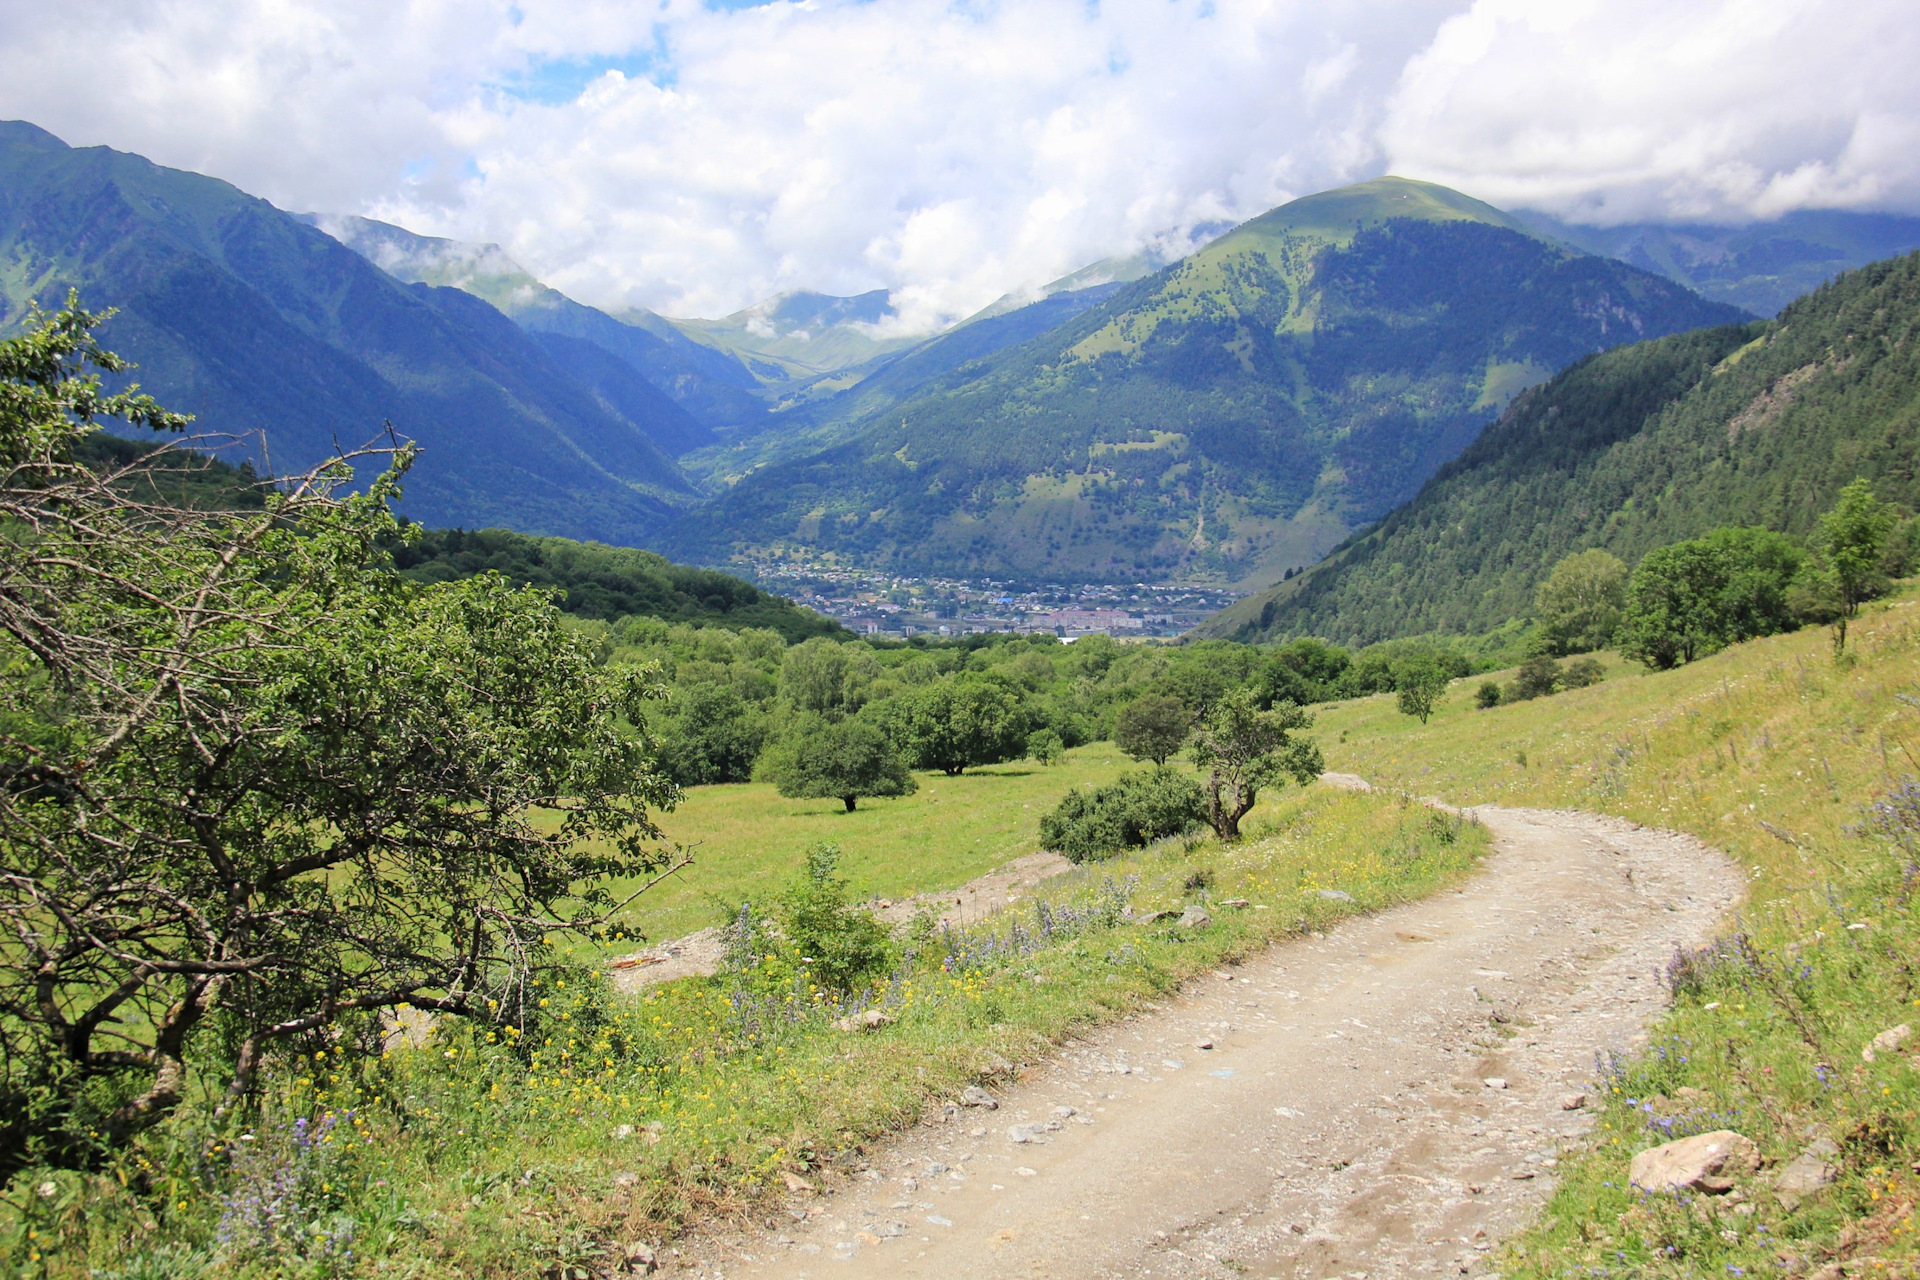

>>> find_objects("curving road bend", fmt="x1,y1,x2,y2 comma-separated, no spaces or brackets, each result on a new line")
665,787,1742,1279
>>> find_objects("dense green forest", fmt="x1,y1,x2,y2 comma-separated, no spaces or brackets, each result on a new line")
1216,250,1920,645
665,178,1742,584
388,527,845,643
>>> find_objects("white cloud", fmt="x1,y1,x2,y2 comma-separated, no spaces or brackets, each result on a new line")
1379,0,1920,225
1,0,1916,330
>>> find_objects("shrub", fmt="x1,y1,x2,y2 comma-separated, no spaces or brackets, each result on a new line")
1475,680,1503,710
1507,655,1562,701
775,844,894,994
1560,656,1605,689
1026,728,1065,766
1039,769,1208,863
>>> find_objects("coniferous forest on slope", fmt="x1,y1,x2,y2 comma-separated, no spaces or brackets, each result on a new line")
1220,250,1920,645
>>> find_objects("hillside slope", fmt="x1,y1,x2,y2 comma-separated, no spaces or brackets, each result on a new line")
1212,250,1920,645
0,121,697,543
664,177,1746,586
317,214,765,433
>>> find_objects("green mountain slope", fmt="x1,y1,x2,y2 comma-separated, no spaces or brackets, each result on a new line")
317,214,767,431
1210,249,1920,645
1518,209,1920,317
0,120,698,542
676,279,1131,488
664,177,1747,585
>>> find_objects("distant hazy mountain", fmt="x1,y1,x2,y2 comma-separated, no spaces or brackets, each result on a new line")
667,289,926,389
0,120,699,543
316,214,766,432
1518,209,1920,317
1206,249,1920,646
663,177,1747,586
676,278,1132,489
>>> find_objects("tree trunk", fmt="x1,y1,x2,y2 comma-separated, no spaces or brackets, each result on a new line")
842,795,858,812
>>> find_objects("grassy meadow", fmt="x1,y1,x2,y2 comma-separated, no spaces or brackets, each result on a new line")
1316,594,1920,1277
598,746,1149,943
15,752,1485,1278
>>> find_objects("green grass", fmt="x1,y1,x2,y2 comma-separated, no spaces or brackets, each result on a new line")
605,745,1148,942
16,781,1486,1279
1315,596,1920,1276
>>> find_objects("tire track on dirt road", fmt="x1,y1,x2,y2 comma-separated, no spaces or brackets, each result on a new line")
665,784,1743,1279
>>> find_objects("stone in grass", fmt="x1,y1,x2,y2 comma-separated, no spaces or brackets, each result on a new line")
782,1171,816,1193
621,1241,659,1274
1628,1130,1760,1194
1772,1137,1839,1209
1131,910,1176,926
833,1009,894,1033
1861,1023,1911,1063
1008,1124,1048,1144
1559,1093,1587,1110
1177,906,1212,929
960,1086,998,1109
1317,889,1355,903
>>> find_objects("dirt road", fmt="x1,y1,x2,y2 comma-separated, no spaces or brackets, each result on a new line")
667,795,1742,1279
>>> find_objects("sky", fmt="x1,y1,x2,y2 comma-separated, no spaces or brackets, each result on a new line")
2,0,1915,332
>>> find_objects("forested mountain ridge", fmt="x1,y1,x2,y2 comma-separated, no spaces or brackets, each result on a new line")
661,178,1747,586
1208,249,1920,645
315,213,767,434
0,120,699,543
1520,208,1920,317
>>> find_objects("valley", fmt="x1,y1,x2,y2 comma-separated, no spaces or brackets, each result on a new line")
7,57,1920,1280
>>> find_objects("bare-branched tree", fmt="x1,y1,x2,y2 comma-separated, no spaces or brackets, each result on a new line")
0,299,681,1177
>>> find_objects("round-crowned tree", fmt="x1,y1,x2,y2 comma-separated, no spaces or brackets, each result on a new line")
761,716,916,811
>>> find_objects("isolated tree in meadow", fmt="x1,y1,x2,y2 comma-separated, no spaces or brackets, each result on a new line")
762,716,916,811
0,301,680,1176
1114,694,1193,765
1534,549,1628,655
1811,478,1897,652
1619,527,1802,669
1392,657,1449,724
1187,688,1323,841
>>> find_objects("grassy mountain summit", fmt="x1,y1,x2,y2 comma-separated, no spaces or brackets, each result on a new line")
663,176,1746,585
1210,249,1920,645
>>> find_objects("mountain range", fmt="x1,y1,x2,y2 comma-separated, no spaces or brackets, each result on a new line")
0,120,702,542
658,178,1747,585
1209,247,1920,646
10,114,1920,617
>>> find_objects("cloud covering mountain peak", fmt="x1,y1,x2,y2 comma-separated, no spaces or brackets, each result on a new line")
3,0,1914,331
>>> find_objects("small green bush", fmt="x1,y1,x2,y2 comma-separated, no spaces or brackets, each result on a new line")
1560,656,1605,689
1475,680,1503,710
776,844,895,993
1026,727,1065,766
1039,768,1208,863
